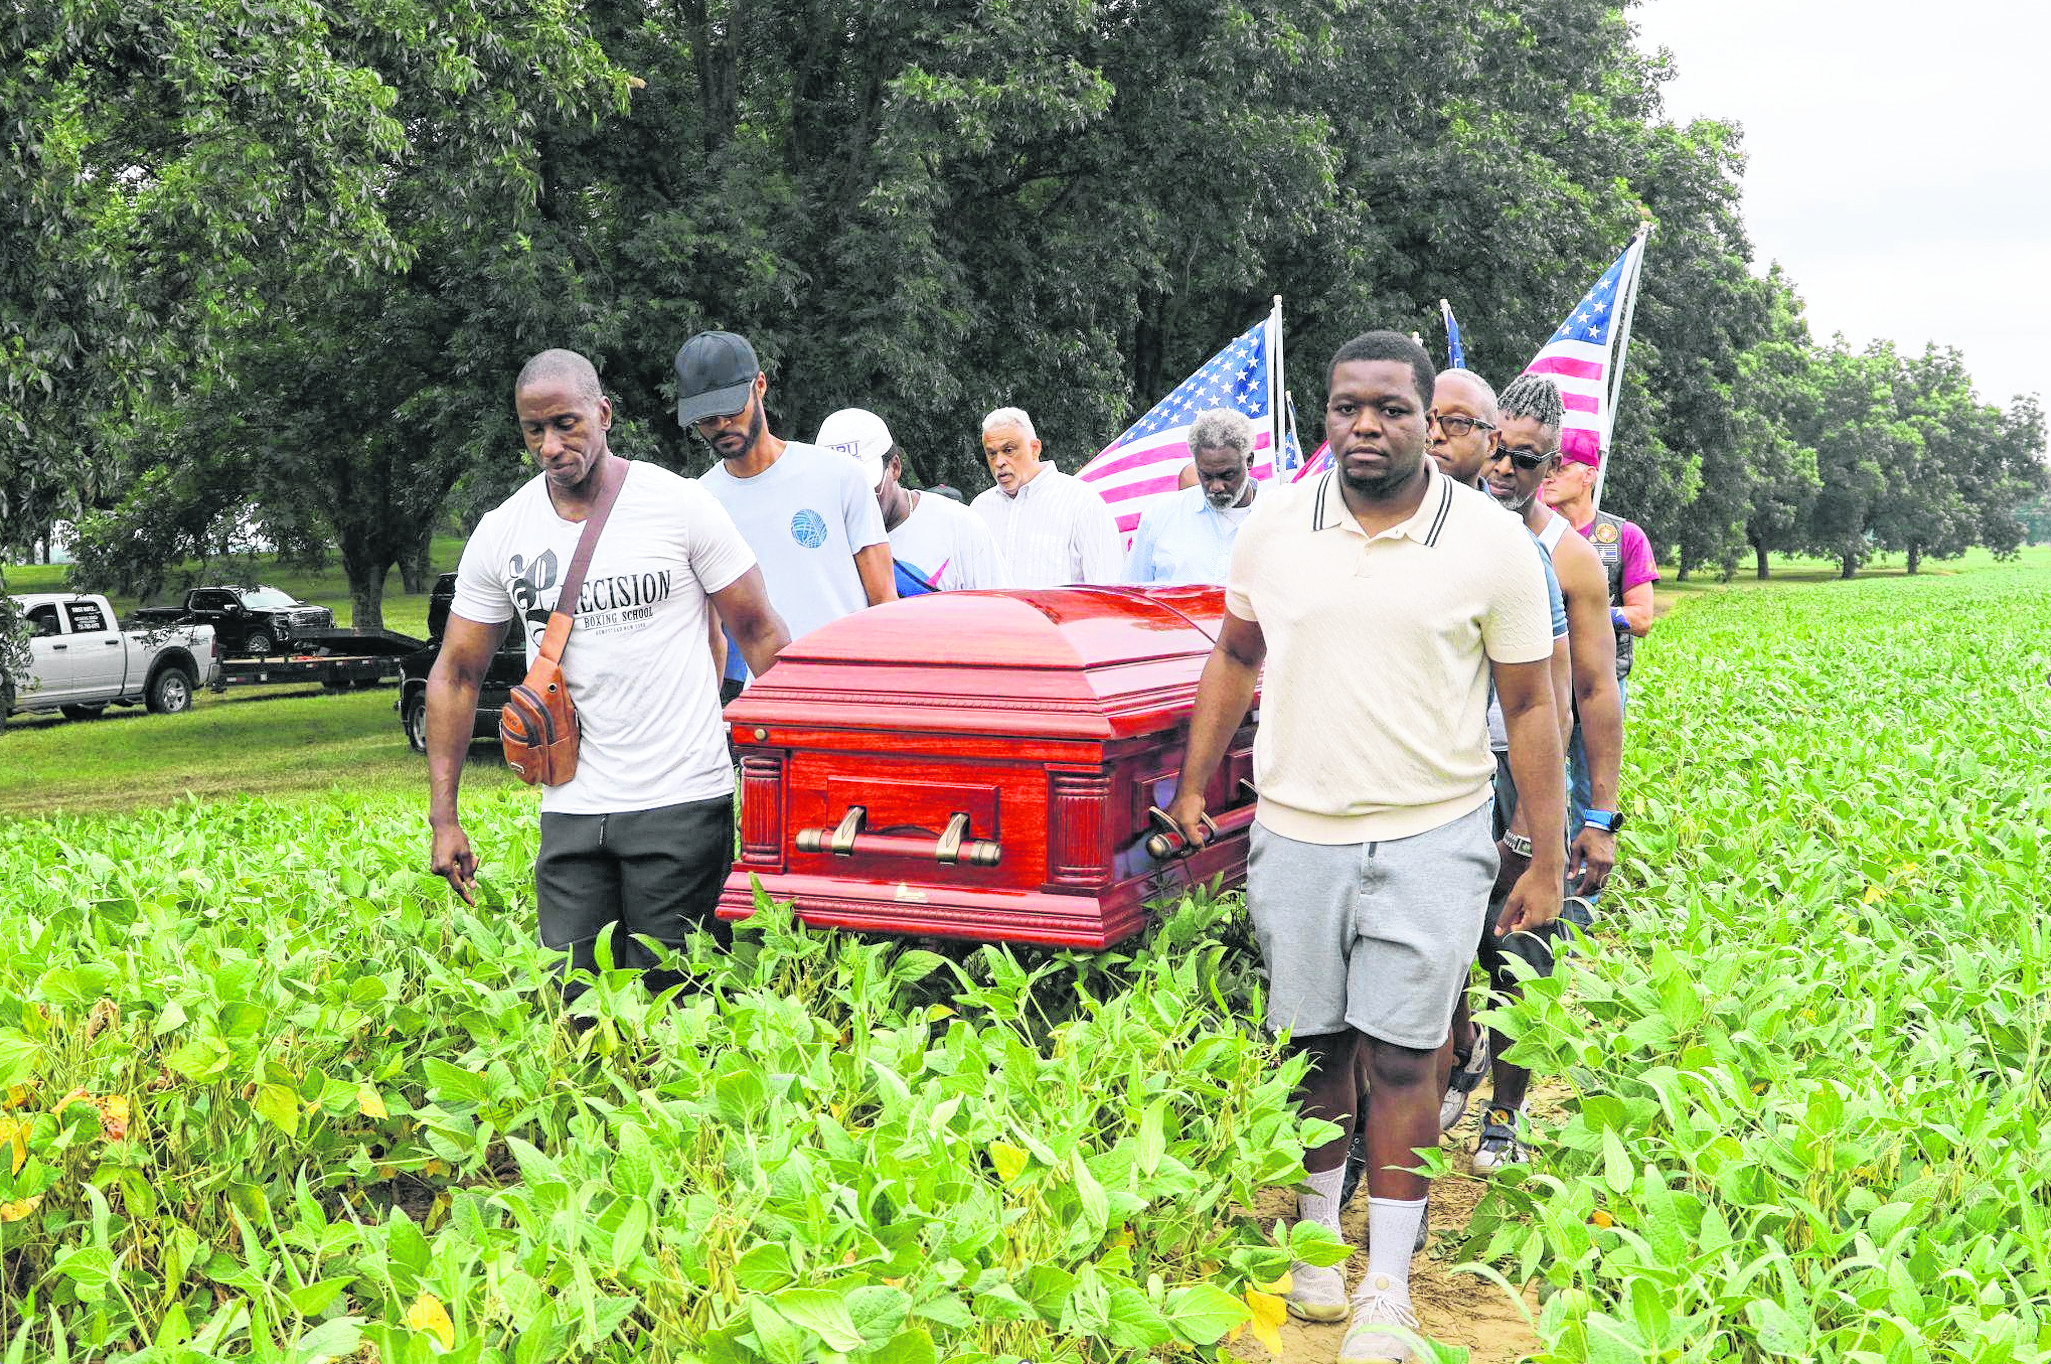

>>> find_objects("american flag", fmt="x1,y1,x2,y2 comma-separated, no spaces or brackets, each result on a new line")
1078,311,1289,537
1522,232,1647,472
1292,234,1648,484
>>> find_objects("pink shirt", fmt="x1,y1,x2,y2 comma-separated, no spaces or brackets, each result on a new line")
1576,517,1659,592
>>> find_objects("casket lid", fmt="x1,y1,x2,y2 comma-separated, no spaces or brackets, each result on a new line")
727,586,1231,741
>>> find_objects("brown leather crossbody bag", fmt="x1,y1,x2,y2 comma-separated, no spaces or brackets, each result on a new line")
500,456,628,786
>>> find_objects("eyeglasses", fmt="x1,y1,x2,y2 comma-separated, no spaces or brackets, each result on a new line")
1496,446,1555,471
1426,412,1494,437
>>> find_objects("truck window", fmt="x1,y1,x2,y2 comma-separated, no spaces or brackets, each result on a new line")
26,604,61,637
192,590,230,610
64,601,108,634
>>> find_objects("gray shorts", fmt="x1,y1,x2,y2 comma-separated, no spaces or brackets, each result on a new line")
1245,801,1498,1050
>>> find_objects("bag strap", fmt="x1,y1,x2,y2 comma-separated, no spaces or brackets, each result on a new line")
536,455,629,665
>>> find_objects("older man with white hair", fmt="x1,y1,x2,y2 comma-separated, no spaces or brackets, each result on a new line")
1125,408,1261,585
970,406,1123,587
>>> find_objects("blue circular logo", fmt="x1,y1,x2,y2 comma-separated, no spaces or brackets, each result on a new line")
790,509,828,549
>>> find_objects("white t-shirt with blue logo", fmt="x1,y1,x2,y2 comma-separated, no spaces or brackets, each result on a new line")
700,441,888,680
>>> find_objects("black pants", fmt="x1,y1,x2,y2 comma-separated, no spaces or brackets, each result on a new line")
535,794,734,1000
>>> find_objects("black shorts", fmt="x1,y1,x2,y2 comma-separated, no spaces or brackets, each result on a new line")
535,794,735,992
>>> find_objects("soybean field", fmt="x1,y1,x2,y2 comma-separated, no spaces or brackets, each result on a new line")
3,555,2049,1363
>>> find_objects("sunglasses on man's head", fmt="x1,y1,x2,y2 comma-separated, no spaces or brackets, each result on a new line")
1497,446,1554,471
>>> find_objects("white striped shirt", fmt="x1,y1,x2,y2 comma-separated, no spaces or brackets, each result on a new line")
970,464,1124,588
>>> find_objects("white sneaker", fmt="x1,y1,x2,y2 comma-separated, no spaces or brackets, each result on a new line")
1337,1273,1421,1363
1283,1260,1348,1323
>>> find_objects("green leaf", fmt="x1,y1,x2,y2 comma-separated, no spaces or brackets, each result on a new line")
749,1299,805,1364
0,1032,39,1088
1601,1127,1633,1196
1288,1219,1353,1268
1747,1299,1809,1356
52,1247,114,1298
613,1122,657,1199
1161,1283,1249,1345
253,1083,300,1138
287,1278,353,1317
736,1243,796,1293
871,1327,936,1364
1103,1288,1173,1349
776,1288,867,1352
290,1317,366,1364
846,1285,911,1344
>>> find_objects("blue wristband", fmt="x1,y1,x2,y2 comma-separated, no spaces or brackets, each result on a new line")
1581,809,1618,832
1610,607,1630,630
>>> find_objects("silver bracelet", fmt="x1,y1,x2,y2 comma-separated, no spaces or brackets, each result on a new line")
1502,832,1534,859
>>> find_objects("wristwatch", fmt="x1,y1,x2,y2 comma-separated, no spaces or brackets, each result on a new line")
1501,831,1535,858
1581,808,1626,833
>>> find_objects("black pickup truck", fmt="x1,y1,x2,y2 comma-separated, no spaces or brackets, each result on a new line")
133,585,335,658
395,574,526,751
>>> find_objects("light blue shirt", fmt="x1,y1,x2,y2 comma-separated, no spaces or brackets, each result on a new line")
701,441,887,680
1124,485,1254,585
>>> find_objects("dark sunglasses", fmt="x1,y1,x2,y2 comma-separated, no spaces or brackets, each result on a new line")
1496,446,1555,471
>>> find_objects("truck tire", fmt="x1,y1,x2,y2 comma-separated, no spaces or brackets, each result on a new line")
244,629,276,657
61,704,108,721
403,692,429,753
147,667,196,715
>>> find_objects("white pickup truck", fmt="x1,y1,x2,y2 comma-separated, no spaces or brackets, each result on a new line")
4,593,221,728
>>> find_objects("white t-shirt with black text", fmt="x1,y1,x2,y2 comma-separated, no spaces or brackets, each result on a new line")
452,461,754,815
891,491,1010,591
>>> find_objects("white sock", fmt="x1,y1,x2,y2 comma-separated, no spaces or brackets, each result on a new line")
1296,1164,1347,1237
1365,1196,1428,1288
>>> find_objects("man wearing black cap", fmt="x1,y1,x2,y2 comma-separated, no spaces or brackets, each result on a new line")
676,331,895,697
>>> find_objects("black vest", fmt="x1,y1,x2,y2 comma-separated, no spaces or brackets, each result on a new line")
1586,510,1634,680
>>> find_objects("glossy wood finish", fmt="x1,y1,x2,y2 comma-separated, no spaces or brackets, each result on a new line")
719,586,1257,947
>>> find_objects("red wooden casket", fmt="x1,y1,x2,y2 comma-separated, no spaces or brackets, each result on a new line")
718,585,1259,948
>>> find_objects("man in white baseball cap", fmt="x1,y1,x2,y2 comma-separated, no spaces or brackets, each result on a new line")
817,408,1011,594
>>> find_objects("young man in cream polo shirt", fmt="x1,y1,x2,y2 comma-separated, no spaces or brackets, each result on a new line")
1167,331,1566,1363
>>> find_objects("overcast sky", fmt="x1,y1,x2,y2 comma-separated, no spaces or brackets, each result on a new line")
1632,0,2049,406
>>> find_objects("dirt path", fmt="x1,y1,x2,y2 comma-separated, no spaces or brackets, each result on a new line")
1231,1077,1572,1364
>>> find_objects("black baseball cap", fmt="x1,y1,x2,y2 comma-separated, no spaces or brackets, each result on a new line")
674,331,760,427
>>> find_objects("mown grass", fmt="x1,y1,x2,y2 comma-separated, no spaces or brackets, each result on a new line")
0,689,522,821
2,536,472,637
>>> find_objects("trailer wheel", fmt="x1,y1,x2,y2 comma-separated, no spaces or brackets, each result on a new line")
60,704,108,721
147,667,196,715
403,693,429,753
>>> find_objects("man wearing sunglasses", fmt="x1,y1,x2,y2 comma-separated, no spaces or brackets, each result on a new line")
1458,373,1627,1174
1420,370,1574,1154
676,331,897,701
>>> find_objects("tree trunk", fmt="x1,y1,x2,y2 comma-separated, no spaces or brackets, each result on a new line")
339,545,387,630
1906,542,1922,575
1755,542,1770,579
1839,550,1858,580
398,525,434,594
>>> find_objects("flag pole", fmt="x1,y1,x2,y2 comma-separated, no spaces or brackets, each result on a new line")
1268,295,1286,479
1592,216,1652,513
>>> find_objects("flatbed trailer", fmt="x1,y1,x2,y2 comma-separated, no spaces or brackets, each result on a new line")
212,628,425,692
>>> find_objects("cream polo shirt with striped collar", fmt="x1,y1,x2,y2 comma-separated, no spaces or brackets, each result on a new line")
1225,459,1554,844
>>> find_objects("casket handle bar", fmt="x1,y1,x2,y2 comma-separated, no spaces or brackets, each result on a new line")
796,808,1002,867
1145,779,1258,860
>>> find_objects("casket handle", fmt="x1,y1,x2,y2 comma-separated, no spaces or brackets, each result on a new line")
1144,780,1258,860
796,808,1002,867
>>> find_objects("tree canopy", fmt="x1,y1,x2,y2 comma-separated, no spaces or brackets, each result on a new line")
4,0,2044,626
